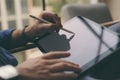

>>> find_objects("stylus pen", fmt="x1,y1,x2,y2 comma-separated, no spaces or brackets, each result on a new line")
29,15,75,34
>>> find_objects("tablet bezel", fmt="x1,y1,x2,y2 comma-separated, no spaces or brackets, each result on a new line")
37,16,120,77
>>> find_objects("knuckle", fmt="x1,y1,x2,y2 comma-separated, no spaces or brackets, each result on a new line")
49,23,53,26
58,17,61,19
61,62,67,68
48,66,54,72
60,59,65,63
48,23,54,27
53,13,57,16
56,59,62,62
49,52,57,56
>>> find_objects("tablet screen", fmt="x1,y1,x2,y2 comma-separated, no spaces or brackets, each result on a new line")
37,16,120,74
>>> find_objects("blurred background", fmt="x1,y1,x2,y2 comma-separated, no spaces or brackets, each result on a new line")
0,0,120,63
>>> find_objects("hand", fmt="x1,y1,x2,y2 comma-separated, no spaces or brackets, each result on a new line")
24,12,62,39
16,51,81,80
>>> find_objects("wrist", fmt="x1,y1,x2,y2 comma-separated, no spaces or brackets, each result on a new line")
16,65,29,80
12,29,28,44
22,26,39,42
22,26,34,42
22,26,30,41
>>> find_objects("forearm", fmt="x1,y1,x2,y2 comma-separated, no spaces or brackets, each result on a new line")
3,12,62,50
0,29,29,50
9,29,29,49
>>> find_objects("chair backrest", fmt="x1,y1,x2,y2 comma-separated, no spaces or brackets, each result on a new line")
61,3,112,23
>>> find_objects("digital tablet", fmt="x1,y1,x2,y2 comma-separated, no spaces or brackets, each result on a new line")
37,16,120,76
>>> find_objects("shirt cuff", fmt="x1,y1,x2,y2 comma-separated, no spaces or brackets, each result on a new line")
0,65,19,79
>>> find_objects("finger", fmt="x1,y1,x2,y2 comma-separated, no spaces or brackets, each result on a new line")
39,12,62,32
49,62,81,73
51,24,61,33
53,15,62,26
50,14,62,32
48,24,60,33
39,12,61,24
38,23,58,33
55,21,63,33
50,72,78,80
44,59,79,66
39,12,55,23
42,51,70,59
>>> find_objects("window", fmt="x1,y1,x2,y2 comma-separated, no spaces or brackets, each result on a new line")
6,0,15,15
33,0,41,7
8,20,16,28
21,0,29,14
22,19,29,27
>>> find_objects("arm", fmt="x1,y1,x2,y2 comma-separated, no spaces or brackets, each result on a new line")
1,12,62,50
0,52,81,80
0,29,19,50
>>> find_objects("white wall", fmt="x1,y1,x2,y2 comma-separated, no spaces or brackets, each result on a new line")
104,0,120,20
90,0,98,4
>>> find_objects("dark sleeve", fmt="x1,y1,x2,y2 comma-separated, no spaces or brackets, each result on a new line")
0,29,15,49
108,23,120,33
